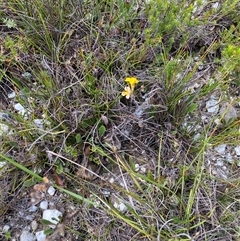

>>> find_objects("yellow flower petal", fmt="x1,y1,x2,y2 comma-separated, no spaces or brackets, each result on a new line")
125,77,139,91
125,77,139,85
121,86,132,99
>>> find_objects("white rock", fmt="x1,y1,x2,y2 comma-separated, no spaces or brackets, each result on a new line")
14,103,24,111
235,146,240,156
222,166,227,171
0,161,7,169
102,190,111,197
3,225,10,232
20,230,36,241
35,230,46,241
109,177,115,183
0,123,9,135
212,2,220,9
28,205,38,212
40,200,48,210
33,119,44,130
42,209,62,227
7,91,16,99
140,166,147,174
226,152,233,163
47,186,55,196
113,202,127,213
216,160,224,167
13,103,31,119
193,133,200,140
206,98,219,113
135,163,140,172
19,108,30,119
119,203,127,212
22,72,32,78
214,144,226,155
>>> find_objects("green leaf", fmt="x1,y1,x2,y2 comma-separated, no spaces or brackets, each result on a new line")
98,125,106,137
56,163,63,174
40,219,55,225
4,231,11,239
44,228,54,235
23,177,38,187
3,18,17,28
75,133,82,143
185,103,198,114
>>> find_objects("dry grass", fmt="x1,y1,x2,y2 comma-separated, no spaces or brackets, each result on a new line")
1,0,240,240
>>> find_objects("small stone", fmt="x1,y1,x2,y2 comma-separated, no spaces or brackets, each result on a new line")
3,225,10,233
109,177,115,183
19,109,29,119
135,163,140,172
235,146,240,156
216,160,224,167
193,133,200,140
226,152,233,163
140,166,147,174
201,115,207,121
101,190,111,197
194,56,199,61
101,115,109,126
212,2,220,9
20,230,36,241
42,209,62,227
222,166,227,171
22,72,32,78
40,200,48,210
28,205,38,212
47,186,55,196
14,103,24,111
206,98,219,113
0,161,7,169
35,230,46,241
119,203,127,212
31,220,38,232
33,119,44,130
214,144,226,155
7,91,16,99
113,202,127,213
0,123,9,135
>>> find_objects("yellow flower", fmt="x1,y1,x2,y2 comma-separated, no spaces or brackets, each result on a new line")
125,77,139,91
121,86,132,99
